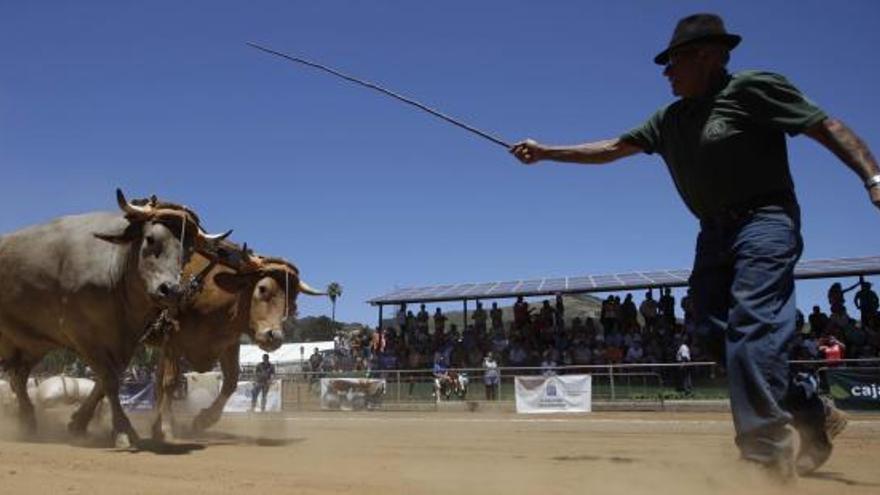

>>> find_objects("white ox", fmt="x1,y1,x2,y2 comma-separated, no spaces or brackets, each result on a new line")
0,376,103,414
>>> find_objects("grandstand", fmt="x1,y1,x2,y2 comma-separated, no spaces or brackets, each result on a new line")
368,254,880,326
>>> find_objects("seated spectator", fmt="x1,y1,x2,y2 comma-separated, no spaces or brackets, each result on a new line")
545,346,561,364
624,341,644,364
845,322,869,349
573,339,592,365
508,339,529,367
818,335,846,366
571,317,585,335
561,348,575,366
606,329,624,349
491,331,510,357
855,344,877,362
643,338,661,363
800,334,819,359
462,324,477,350
592,343,607,365
406,347,424,370
605,343,623,364
540,351,557,377
379,352,397,370
554,327,570,354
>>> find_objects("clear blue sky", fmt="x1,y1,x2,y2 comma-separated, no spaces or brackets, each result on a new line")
2,1,878,326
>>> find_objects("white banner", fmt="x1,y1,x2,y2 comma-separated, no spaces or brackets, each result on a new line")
223,380,282,413
320,378,385,411
515,374,592,414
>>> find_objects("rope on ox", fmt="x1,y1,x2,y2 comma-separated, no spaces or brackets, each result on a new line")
141,258,218,345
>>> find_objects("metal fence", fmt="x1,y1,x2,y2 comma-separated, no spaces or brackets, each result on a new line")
269,358,880,411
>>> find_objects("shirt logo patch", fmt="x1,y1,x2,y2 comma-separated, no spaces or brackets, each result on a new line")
703,119,728,141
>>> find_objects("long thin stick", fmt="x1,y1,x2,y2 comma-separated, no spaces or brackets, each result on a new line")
247,42,511,148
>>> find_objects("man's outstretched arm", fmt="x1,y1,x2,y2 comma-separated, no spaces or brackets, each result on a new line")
805,117,880,210
510,138,643,165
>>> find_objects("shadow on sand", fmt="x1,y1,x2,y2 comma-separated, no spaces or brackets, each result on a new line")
176,429,305,448
122,439,206,455
804,471,880,488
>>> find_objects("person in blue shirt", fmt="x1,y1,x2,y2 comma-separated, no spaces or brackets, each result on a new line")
432,354,451,400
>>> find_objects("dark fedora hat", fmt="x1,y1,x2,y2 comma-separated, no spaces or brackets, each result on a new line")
654,13,741,65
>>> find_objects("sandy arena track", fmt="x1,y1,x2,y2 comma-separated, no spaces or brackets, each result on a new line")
1,409,879,495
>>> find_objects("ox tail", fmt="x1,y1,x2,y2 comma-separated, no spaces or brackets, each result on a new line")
299,281,326,296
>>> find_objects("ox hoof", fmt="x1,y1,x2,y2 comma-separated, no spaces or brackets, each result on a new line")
68,419,88,436
192,410,220,432
151,420,174,442
114,433,132,449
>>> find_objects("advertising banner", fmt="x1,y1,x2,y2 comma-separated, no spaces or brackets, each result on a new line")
515,374,592,414
120,381,155,411
320,378,385,411
827,368,880,410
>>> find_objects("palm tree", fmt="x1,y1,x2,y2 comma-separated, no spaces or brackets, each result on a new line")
327,282,343,323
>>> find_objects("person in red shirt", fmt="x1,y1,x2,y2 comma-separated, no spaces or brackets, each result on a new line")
818,335,846,366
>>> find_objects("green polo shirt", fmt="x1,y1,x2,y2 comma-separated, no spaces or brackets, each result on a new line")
620,70,827,219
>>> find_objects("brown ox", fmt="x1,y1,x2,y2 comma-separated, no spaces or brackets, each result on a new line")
158,245,324,439
0,190,229,447
70,242,324,440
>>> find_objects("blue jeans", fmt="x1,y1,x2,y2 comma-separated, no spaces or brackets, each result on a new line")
690,204,802,463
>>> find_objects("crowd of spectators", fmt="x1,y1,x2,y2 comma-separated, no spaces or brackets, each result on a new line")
792,279,880,364
314,279,880,374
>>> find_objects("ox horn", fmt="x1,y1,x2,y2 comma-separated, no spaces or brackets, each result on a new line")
199,228,233,242
240,242,260,268
299,280,326,296
115,188,151,218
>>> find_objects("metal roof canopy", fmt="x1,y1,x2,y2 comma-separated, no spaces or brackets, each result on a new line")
368,255,880,306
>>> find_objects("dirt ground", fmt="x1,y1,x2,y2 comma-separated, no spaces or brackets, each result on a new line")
1,408,879,495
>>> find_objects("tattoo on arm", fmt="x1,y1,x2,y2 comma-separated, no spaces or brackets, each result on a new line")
808,118,880,181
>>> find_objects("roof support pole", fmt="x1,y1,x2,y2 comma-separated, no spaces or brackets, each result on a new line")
378,304,383,330
463,299,468,334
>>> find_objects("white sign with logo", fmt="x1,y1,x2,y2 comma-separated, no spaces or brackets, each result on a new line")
515,374,592,414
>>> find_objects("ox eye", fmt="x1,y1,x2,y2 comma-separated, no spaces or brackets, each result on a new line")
258,285,268,296
145,235,155,246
